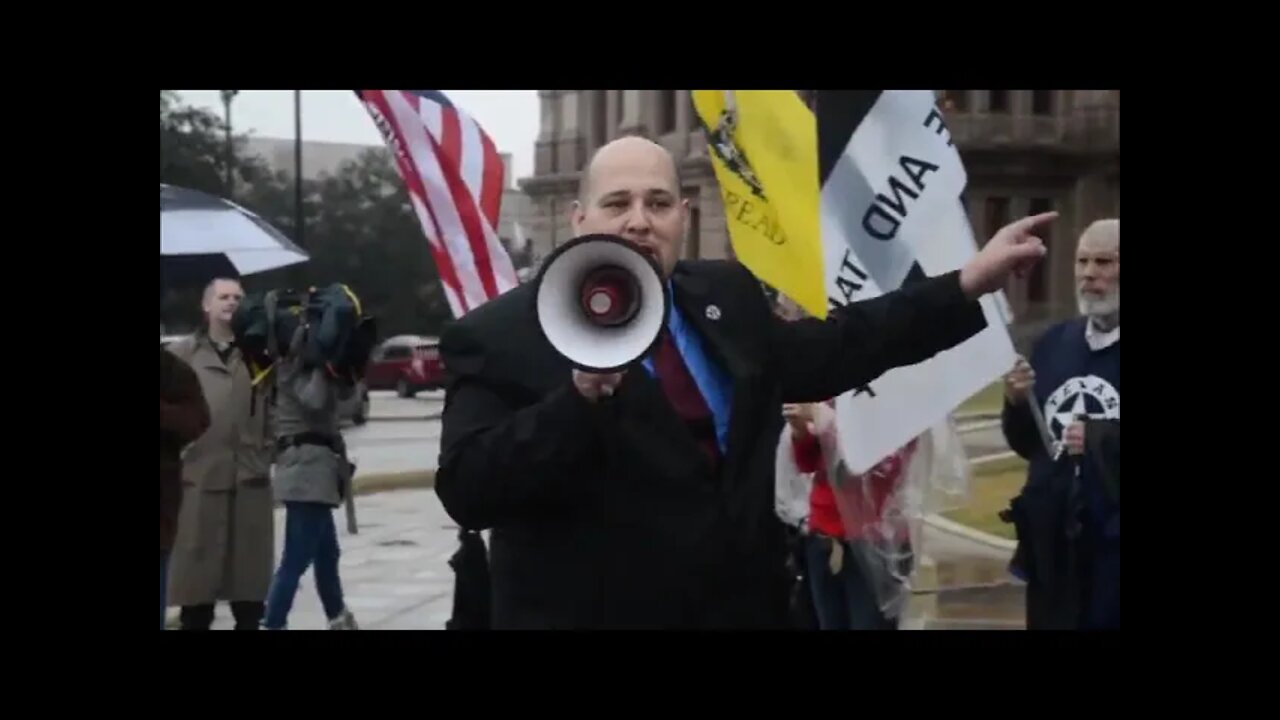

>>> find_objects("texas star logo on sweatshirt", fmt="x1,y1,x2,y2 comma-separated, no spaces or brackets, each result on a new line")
1044,375,1120,442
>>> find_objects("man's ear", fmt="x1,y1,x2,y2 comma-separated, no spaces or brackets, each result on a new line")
569,200,585,235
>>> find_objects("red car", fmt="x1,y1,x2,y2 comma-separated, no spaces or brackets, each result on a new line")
364,335,445,398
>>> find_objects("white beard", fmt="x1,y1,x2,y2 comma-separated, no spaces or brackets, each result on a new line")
1077,284,1120,322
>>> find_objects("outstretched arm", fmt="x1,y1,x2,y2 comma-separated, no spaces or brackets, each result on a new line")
774,270,986,402
774,211,1057,402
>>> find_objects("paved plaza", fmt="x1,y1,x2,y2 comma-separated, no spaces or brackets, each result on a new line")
170,489,458,630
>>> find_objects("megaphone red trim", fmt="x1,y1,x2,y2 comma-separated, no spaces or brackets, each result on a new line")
580,265,640,327
531,234,670,374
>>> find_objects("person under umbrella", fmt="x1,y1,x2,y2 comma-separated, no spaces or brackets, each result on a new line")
165,277,276,630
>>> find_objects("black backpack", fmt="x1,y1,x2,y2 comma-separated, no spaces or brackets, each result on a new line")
232,283,377,387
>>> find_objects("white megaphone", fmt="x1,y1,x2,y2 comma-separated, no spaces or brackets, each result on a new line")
532,233,669,373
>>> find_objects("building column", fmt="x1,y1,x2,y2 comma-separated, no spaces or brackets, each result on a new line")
699,182,728,260
555,90,583,173
535,90,559,176
682,187,701,260
1012,89,1031,115
583,90,601,157
673,90,692,158
1052,187,1080,318
549,197,559,250
1042,189,1069,320
1073,173,1112,228
605,91,620,142
1007,195,1030,320
964,189,985,240
645,90,664,137
618,90,643,136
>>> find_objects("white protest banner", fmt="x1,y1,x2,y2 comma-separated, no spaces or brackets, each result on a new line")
817,90,1017,473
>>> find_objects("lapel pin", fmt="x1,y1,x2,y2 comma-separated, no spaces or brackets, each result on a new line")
705,304,722,321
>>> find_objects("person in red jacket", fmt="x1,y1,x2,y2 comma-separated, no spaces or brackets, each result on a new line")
160,347,210,629
782,400,917,630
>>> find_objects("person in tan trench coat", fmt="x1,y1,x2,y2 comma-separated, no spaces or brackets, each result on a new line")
166,278,276,630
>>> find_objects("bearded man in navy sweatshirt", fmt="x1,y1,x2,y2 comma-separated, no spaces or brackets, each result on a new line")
1002,218,1120,630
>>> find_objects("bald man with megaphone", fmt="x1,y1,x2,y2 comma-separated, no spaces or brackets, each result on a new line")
436,135,1055,630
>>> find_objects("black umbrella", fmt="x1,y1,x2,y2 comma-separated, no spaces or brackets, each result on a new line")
160,183,308,285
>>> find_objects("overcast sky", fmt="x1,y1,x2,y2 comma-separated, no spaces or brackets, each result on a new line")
176,90,540,181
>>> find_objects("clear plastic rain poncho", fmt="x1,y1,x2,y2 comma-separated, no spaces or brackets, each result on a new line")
785,402,972,620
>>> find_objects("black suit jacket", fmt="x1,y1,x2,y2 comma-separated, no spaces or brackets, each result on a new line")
436,259,986,629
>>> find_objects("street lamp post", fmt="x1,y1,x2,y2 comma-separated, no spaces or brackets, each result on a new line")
294,89,304,250
220,90,239,196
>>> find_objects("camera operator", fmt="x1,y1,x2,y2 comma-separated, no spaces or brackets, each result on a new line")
259,305,361,631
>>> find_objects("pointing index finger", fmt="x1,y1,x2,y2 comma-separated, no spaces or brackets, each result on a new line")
1014,211,1059,233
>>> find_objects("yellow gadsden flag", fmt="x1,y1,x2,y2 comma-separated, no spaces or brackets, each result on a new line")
691,90,826,318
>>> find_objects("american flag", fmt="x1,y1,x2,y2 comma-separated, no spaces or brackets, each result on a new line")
356,90,517,317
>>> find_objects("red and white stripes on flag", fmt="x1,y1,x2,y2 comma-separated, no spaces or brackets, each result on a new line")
356,90,517,317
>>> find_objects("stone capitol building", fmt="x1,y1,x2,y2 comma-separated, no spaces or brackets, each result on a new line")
519,90,1119,334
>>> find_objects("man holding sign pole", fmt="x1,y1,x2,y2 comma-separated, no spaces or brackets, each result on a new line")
1001,219,1120,630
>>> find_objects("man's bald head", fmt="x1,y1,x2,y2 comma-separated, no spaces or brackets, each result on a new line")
203,277,241,304
570,135,688,279
1075,218,1119,320
202,277,243,331
1078,218,1118,256
578,136,680,205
